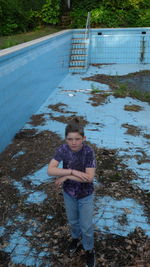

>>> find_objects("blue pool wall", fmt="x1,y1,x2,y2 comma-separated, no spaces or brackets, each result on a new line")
0,30,72,152
89,28,150,64
0,27,150,153
73,27,150,64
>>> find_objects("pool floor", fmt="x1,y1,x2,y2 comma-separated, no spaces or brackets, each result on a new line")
0,64,150,266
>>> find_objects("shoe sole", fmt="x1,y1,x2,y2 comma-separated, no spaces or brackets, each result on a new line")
68,242,82,255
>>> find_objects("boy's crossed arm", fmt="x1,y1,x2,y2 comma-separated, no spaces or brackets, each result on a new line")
47,159,95,186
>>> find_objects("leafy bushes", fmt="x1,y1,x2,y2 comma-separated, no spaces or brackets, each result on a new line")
0,0,62,36
137,9,150,26
0,0,25,35
41,0,61,25
70,0,150,28
70,8,88,28
91,7,126,27
0,0,150,36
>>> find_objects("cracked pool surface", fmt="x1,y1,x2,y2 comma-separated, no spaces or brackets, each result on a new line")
0,64,150,266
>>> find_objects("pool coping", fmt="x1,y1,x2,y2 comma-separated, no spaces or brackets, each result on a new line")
0,29,71,57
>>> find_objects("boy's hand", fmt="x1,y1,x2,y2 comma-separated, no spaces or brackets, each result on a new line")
72,170,90,182
55,176,67,187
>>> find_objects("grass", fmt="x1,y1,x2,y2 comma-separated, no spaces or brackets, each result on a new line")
0,26,62,49
114,83,150,103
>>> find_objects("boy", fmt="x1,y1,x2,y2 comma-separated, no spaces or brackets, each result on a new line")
47,118,96,267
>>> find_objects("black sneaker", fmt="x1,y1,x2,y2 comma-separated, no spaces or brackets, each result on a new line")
85,249,96,267
67,238,81,254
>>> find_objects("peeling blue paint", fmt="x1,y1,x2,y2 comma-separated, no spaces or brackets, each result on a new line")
23,165,52,186
25,191,47,204
0,227,5,236
94,196,150,236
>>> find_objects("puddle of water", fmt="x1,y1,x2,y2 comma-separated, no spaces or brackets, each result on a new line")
119,76,150,92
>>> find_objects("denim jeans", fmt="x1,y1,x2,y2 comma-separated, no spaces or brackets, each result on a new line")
63,191,94,251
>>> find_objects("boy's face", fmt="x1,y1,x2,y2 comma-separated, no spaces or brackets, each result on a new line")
66,132,86,152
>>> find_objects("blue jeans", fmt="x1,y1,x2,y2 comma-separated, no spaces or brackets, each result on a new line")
63,191,94,251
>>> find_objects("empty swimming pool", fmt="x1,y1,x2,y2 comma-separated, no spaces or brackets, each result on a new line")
0,28,150,266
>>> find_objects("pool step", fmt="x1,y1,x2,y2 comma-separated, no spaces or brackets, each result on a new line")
70,54,86,60
72,43,87,49
69,33,90,73
71,48,87,55
69,66,87,73
70,60,86,67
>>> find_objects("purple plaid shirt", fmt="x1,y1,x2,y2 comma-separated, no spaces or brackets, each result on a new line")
53,143,96,199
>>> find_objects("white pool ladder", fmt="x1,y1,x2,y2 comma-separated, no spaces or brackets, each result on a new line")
69,12,91,73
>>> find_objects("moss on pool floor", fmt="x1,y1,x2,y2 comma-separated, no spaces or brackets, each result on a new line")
83,70,150,103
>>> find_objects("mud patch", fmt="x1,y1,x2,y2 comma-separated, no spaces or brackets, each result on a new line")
122,123,142,136
49,114,88,126
83,70,150,92
28,114,46,126
91,63,115,68
88,92,111,106
124,104,144,112
83,70,150,103
118,70,150,93
134,149,150,165
144,134,150,139
48,102,76,114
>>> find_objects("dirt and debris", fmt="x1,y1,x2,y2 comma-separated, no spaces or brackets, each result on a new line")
144,134,150,139
83,70,150,93
83,70,150,103
0,112,150,266
49,113,88,126
121,123,142,136
88,92,111,106
94,145,150,220
48,103,77,114
28,114,46,126
0,129,62,180
95,228,150,267
91,63,115,67
124,105,144,112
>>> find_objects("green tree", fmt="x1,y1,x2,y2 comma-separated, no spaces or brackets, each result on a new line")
0,0,26,35
41,0,61,25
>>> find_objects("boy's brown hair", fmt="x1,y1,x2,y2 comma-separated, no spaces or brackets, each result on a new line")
65,118,84,137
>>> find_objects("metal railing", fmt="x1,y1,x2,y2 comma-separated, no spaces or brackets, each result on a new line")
85,12,91,40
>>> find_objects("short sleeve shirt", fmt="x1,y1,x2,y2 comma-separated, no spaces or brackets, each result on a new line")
53,143,96,199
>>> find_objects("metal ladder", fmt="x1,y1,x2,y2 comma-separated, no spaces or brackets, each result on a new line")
69,12,91,73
